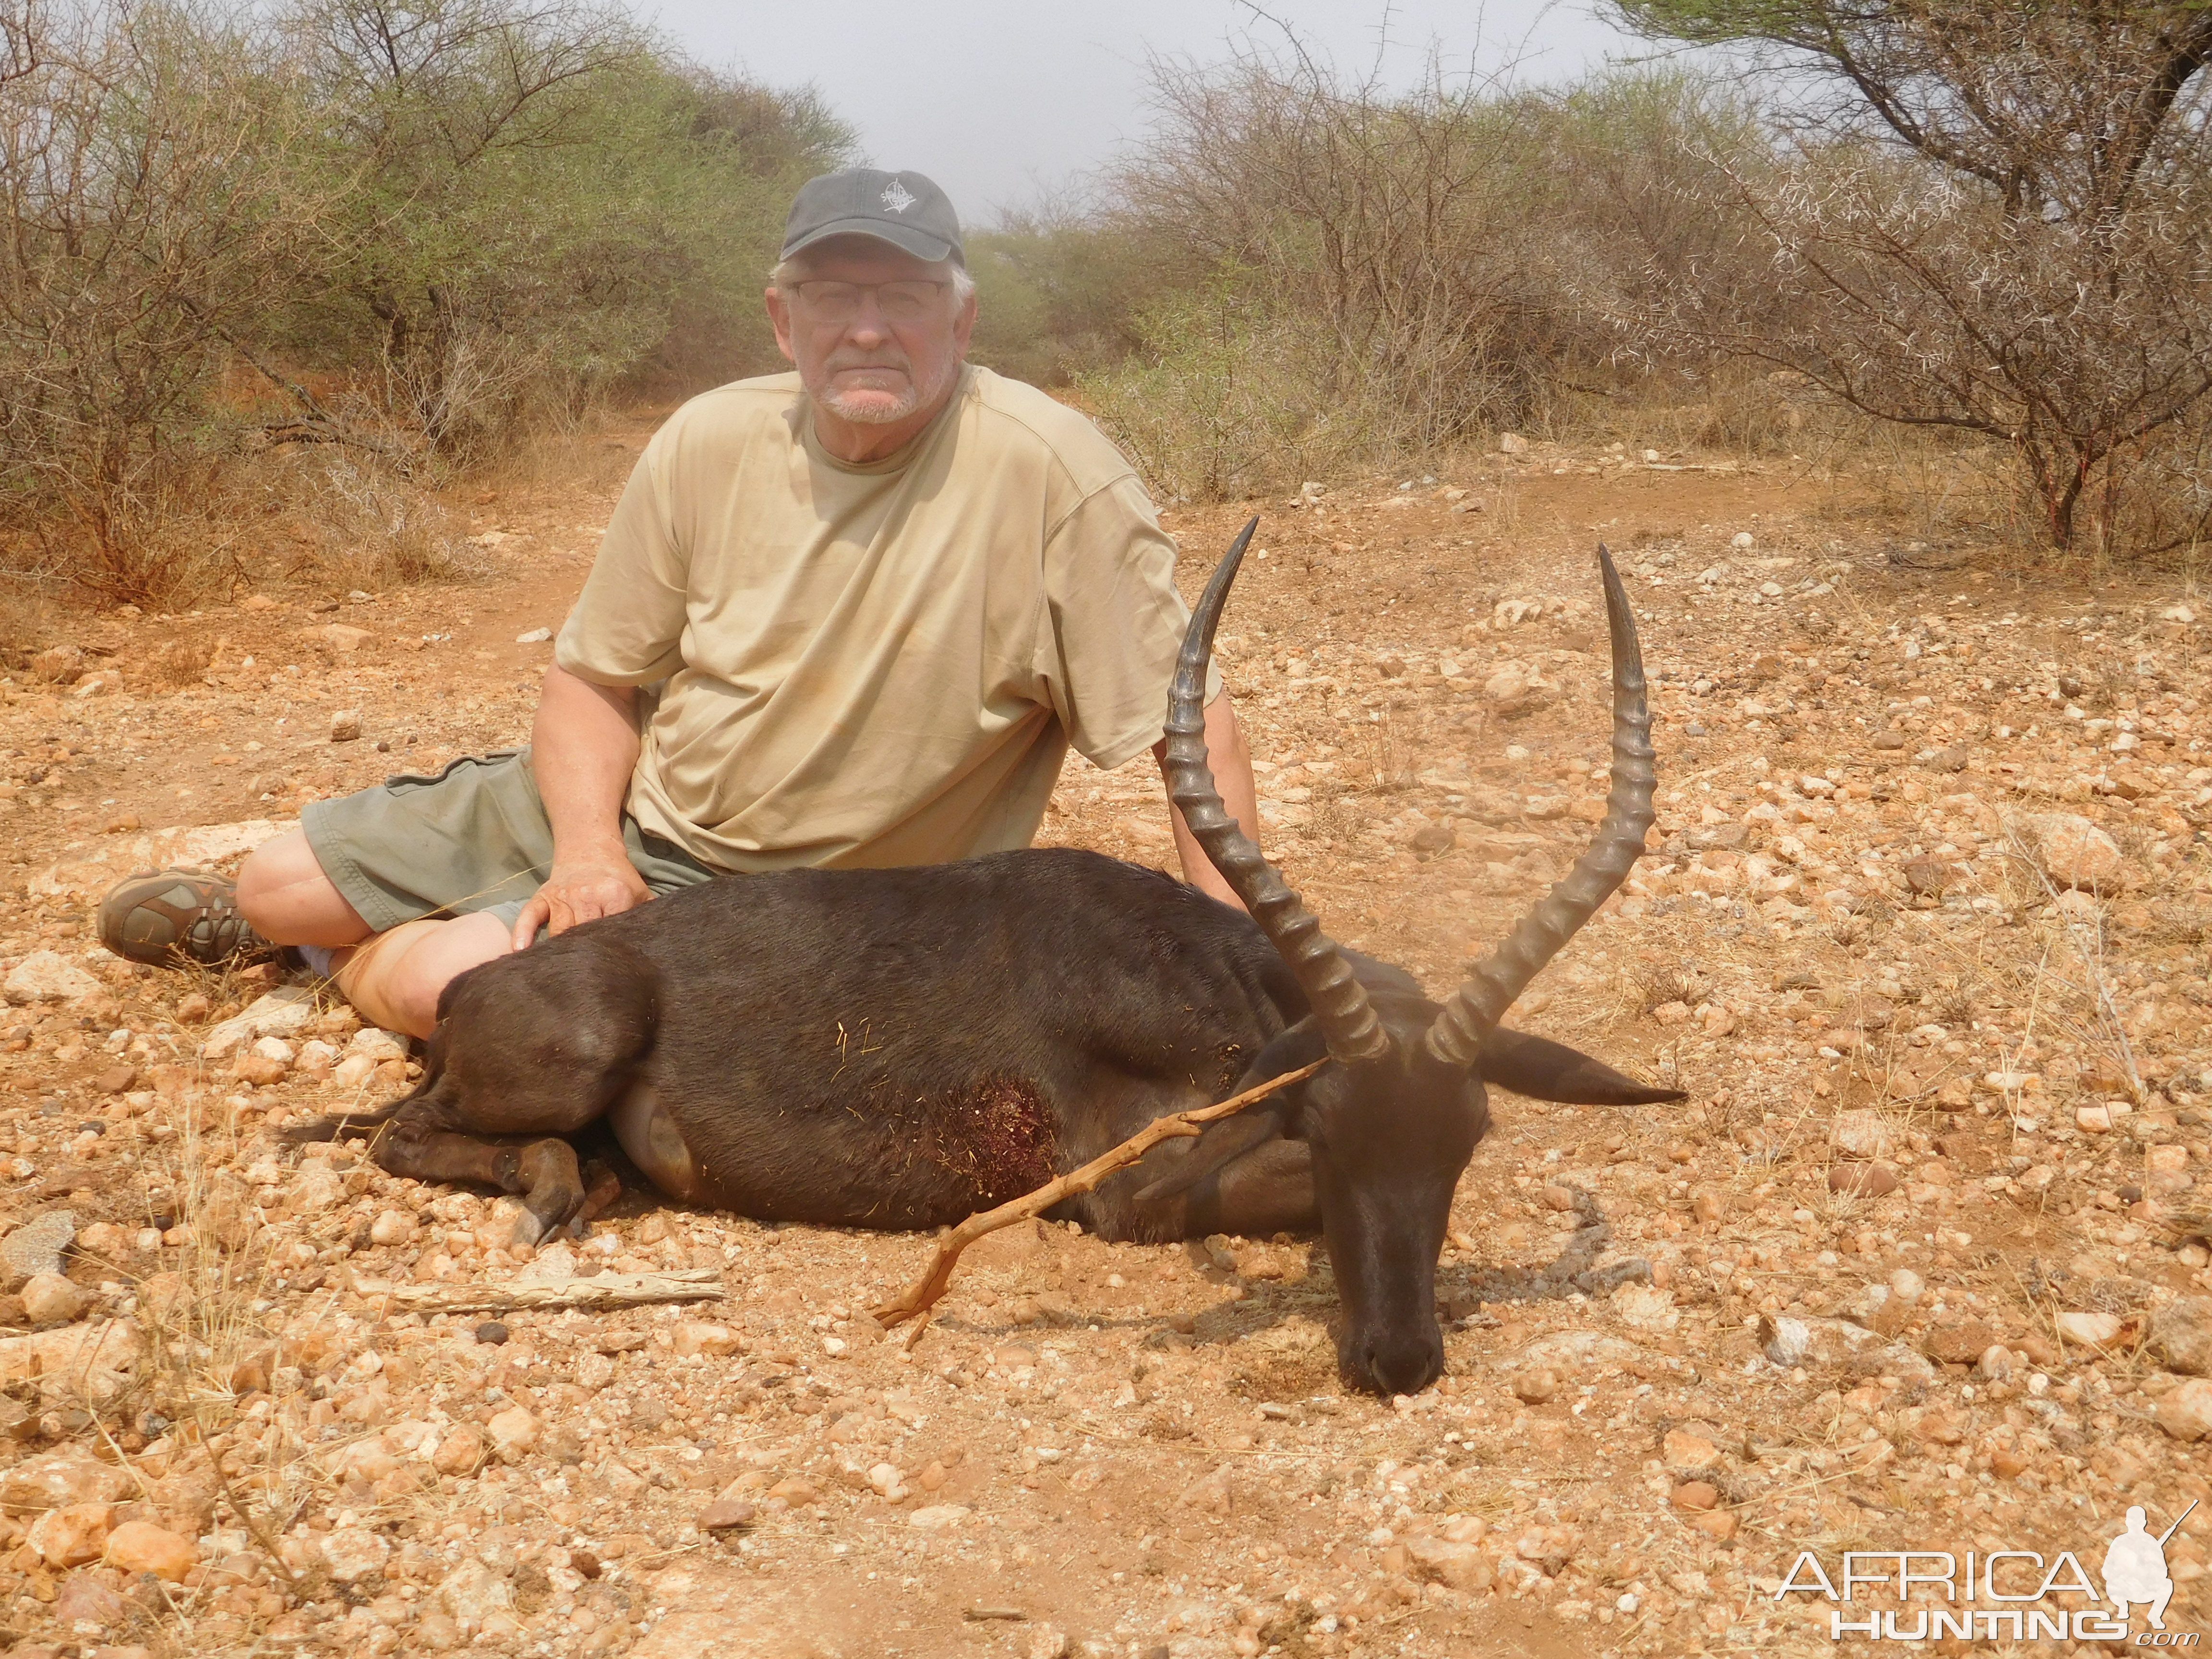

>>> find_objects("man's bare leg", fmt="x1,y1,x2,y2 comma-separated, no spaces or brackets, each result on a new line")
236,830,374,947
238,829,513,1038
328,913,512,1038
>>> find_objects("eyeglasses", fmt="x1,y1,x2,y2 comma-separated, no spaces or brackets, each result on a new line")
787,280,950,324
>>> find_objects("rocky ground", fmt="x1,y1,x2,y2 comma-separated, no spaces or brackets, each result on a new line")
0,428,2208,1659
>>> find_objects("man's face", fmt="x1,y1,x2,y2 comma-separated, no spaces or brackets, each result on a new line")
768,239,975,428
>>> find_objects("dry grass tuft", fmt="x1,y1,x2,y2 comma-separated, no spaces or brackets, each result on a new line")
1631,962,1708,1016
291,452,479,593
145,637,215,687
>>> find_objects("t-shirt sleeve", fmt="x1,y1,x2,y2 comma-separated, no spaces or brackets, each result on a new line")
554,439,690,687
1036,474,1225,772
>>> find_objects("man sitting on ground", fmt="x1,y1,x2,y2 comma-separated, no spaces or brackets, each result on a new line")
99,168,1257,1034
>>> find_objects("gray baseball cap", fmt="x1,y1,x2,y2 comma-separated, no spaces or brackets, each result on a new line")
781,168,965,267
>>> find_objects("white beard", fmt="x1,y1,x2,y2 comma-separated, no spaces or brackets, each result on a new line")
808,353,959,426
817,378,922,424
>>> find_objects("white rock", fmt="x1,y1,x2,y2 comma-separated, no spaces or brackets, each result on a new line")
30,818,279,902
1407,1535,1494,1591
2152,1299,2212,1376
332,1053,379,1090
0,1211,74,1290
2007,811,2127,891
486,1405,538,1459
1498,433,1528,455
1832,1110,1893,1160
201,987,319,1060
347,1027,408,1061
250,1035,296,1064
514,627,553,644
575,1352,616,1390
1612,1284,1679,1331
672,1321,741,1358
1756,1314,1931,1380
321,1527,389,1584
1492,598,1546,629
2055,1310,2124,1349
2157,1378,2212,1442
3,951,100,1006
512,1241,577,1285
20,1272,89,1324
439,1556,515,1627
1512,1330,1654,1372
0,1448,132,1508
288,1166,346,1217
1732,531,1755,549
1485,666,1531,702
0,1320,145,1403
909,1504,971,1529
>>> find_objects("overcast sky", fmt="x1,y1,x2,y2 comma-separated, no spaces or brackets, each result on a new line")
641,1,1651,223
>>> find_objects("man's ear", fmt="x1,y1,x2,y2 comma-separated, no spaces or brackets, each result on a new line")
765,285,796,363
951,283,977,356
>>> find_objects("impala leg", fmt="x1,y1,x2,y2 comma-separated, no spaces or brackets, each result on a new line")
576,1161,624,1225
1098,1140,1322,1241
374,1107,589,1245
1183,1139,1320,1238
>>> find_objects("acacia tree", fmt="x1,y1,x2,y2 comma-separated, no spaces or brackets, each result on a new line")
1119,48,1559,456
1610,1,2212,553
251,0,852,459
0,0,330,595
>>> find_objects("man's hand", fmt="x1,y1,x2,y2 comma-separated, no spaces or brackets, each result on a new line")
510,848,650,950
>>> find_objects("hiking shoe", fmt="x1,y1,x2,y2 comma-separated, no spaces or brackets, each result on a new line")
98,869,275,967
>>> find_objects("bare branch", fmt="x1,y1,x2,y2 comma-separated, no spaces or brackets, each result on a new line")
871,1059,1328,1331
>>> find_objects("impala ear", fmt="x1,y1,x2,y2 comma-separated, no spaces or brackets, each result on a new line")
1132,1021,1328,1204
1479,1027,1686,1105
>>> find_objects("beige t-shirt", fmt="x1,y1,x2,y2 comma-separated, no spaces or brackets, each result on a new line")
555,364,1214,872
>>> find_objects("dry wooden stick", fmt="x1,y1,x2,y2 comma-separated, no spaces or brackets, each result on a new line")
373,1267,724,1317
871,1058,1329,1328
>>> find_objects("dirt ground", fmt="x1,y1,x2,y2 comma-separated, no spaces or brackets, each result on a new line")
0,420,2209,1659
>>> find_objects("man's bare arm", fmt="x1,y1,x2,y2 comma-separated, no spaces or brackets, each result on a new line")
1152,689,1259,912
514,664,648,949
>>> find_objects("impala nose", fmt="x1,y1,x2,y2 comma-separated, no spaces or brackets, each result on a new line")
1358,1330,1443,1397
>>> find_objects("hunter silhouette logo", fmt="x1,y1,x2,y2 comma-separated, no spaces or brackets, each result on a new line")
879,180,916,214
2106,1503,2193,1633
1773,1501,2200,1644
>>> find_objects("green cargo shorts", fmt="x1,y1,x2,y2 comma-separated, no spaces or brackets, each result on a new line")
299,749,717,935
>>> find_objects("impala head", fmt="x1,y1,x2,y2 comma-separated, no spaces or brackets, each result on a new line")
1156,521,1680,1395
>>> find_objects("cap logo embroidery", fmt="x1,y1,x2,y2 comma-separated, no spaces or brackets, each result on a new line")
879,180,917,214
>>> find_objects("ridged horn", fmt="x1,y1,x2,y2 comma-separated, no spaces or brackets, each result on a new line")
1165,520,1389,1064
1424,544,1658,1067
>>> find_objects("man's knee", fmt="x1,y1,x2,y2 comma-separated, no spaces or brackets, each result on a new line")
238,830,367,944
337,914,510,1038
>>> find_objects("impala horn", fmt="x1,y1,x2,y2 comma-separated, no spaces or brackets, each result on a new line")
1164,520,1389,1064
1424,544,1657,1066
